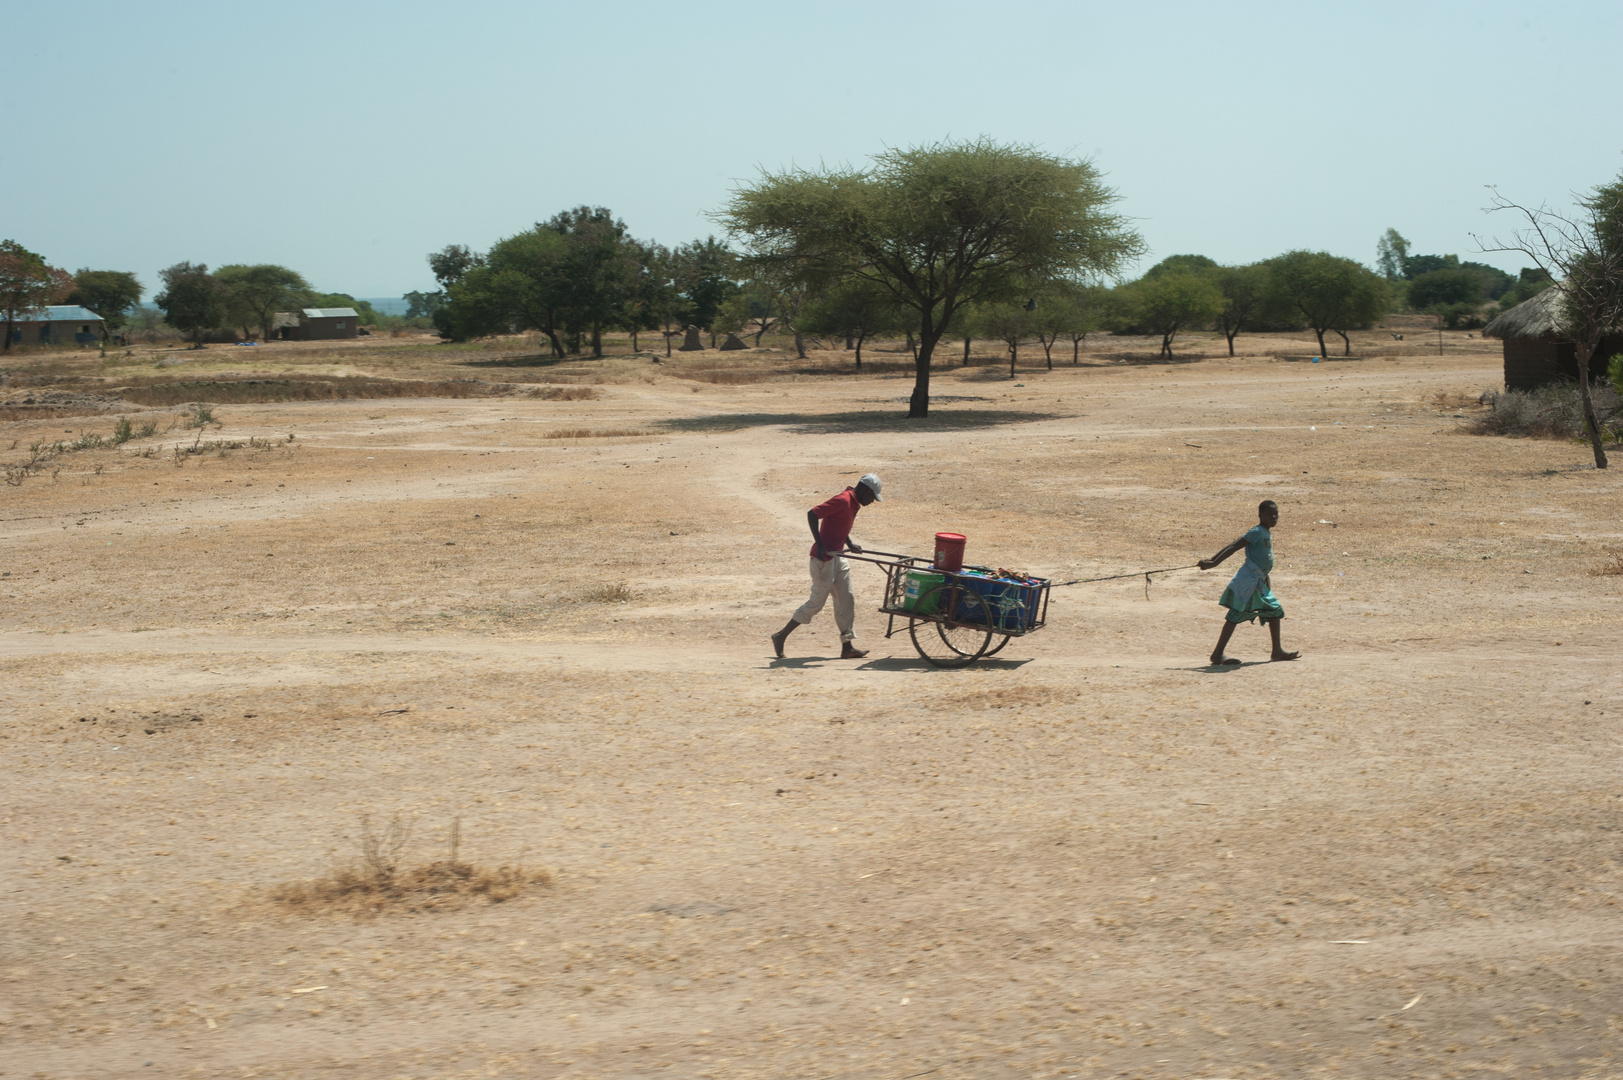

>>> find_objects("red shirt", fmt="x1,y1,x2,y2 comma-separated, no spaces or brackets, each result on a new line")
809,487,861,561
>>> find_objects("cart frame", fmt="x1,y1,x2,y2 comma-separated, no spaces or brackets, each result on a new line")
842,549,1052,667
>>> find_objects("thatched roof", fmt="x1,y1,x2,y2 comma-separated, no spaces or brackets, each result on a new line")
1483,286,1563,340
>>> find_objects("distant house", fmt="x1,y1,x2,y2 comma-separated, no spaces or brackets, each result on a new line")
273,307,361,341
4,305,105,346
1482,288,1623,390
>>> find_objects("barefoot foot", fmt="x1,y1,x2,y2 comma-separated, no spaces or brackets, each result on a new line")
840,645,869,659
1210,655,1241,666
771,631,788,658
1270,650,1301,661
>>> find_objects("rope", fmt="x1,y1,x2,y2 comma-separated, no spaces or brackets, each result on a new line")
1050,563,1201,600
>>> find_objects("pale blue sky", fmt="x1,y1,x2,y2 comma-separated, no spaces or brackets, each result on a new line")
5,0,1620,300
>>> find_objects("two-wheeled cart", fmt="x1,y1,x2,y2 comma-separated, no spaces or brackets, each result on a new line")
844,550,1052,667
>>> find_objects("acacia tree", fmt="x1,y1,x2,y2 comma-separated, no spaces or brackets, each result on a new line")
0,241,69,352
1476,178,1623,469
66,270,143,336
216,264,311,340
1213,263,1269,356
1117,270,1224,359
720,138,1142,417
1266,251,1389,359
673,237,740,344
155,262,228,346
798,278,908,369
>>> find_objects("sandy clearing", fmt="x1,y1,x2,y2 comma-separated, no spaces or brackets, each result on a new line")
3,336,1623,1078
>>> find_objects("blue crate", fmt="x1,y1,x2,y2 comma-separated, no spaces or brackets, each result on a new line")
953,572,1044,631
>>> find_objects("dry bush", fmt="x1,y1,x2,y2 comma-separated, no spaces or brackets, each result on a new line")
527,385,600,401
575,581,634,603
1431,390,1489,410
1593,550,1623,577
1469,383,1622,440
271,814,549,915
542,427,652,439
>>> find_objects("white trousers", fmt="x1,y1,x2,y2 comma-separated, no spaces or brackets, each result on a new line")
792,556,855,641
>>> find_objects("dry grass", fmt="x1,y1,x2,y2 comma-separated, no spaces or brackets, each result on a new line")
542,428,653,439
271,815,549,915
574,581,635,603
527,385,600,401
1468,383,1622,440
1592,550,1623,577
118,376,495,407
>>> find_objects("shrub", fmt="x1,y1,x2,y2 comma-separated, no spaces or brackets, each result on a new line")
1469,382,1622,440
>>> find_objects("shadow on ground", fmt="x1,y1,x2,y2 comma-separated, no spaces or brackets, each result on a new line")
659,409,1069,435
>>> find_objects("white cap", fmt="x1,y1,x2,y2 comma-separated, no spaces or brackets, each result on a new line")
859,473,883,500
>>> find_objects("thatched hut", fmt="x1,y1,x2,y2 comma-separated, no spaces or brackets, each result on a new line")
1482,288,1622,389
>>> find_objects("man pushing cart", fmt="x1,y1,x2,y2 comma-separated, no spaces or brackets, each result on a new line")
771,473,884,660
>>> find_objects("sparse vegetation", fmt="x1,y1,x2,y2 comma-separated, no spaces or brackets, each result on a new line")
542,427,651,439
1593,550,1623,576
1468,383,1622,441
576,581,635,603
272,814,549,914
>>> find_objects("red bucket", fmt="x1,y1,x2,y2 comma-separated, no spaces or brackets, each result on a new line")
933,532,966,572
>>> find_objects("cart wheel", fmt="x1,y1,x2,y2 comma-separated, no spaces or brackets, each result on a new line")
982,634,1012,658
910,585,993,667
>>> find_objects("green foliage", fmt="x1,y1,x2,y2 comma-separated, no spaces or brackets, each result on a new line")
672,237,739,332
1403,252,1458,278
435,207,645,356
0,240,68,352
403,290,444,319
797,278,910,367
216,264,312,339
1376,228,1410,281
66,270,143,332
154,262,228,344
1213,263,1272,355
721,137,1144,416
1141,254,1218,279
1407,268,1483,310
428,245,483,290
1115,270,1224,358
1264,251,1389,356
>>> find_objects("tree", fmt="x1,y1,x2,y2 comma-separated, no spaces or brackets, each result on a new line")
1142,253,1218,278
444,231,566,351
66,270,143,335
716,280,783,346
1376,228,1410,281
0,241,69,352
428,244,483,290
673,237,740,342
1116,270,1223,359
1477,177,1623,469
720,138,1143,417
154,262,228,346
545,206,640,356
798,278,909,369
1265,251,1389,358
216,264,311,340
1213,263,1269,356
972,299,1035,376
403,290,445,319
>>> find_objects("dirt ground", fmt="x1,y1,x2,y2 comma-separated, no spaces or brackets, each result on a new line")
3,328,1622,1079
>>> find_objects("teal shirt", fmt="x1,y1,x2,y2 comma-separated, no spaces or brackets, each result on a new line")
1243,525,1274,573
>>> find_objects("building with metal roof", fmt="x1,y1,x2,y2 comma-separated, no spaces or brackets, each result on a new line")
274,307,361,341
4,305,105,346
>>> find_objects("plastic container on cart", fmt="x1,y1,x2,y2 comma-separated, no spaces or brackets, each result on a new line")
954,571,1043,631
933,532,966,572
903,570,946,612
